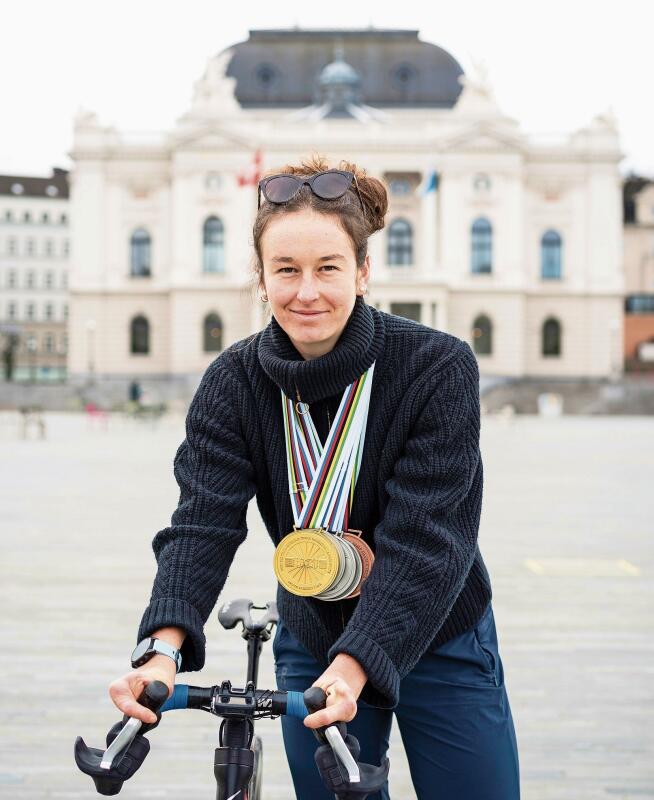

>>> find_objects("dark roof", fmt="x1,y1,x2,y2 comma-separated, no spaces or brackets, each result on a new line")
0,167,69,199
224,28,464,109
623,174,652,224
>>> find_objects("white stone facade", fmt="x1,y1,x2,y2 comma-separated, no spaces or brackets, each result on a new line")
67,42,624,388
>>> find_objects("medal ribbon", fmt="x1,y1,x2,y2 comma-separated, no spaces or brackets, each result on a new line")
282,362,375,533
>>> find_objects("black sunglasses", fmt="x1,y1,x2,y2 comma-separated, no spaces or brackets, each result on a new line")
257,169,365,212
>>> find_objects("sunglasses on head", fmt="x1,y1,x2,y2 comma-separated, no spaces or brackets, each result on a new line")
257,169,365,212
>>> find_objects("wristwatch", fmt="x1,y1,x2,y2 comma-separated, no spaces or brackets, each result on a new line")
131,637,182,673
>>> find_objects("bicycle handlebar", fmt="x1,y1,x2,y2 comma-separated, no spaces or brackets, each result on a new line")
74,679,387,798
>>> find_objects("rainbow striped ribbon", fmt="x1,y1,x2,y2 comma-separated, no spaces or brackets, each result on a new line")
282,362,375,533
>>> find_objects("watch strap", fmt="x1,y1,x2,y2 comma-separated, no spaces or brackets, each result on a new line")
132,637,182,673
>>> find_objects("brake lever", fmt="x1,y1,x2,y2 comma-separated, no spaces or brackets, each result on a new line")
74,680,170,795
303,687,360,783
100,717,142,770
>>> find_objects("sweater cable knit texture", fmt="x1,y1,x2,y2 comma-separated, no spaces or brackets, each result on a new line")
137,295,492,708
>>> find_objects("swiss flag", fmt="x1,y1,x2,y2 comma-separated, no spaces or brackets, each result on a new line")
237,149,263,187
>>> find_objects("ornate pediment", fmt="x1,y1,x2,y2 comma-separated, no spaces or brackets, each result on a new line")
170,122,254,153
441,122,525,154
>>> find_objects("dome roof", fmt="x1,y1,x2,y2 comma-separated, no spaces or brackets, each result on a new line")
319,57,360,87
222,27,465,109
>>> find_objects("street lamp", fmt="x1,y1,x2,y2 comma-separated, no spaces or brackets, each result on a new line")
608,317,621,383
85,319,97,385
27,334,38,384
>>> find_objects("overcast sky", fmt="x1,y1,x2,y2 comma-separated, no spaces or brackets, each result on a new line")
2,0,651,178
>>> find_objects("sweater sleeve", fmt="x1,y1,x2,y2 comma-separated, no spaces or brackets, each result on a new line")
327,343,482,707
136,357,257,672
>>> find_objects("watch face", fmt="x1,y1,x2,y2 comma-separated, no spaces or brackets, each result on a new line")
131,638,152,663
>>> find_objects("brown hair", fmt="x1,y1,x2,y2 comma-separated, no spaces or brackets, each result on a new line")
250,153,389,297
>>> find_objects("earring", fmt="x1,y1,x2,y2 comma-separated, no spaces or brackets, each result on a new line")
260,292,268,303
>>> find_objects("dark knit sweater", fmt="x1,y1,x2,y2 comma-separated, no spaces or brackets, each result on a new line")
137,295,492,708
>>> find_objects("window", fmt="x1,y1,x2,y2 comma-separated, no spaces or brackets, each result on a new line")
389,302,421,322
62,272,68,289
25,334,37,352
472,314,492,355
471,218,492,273
26,238,35,255
203,312,223,352
44,333,55,353
542,318,562,356
26,302,36,321
8,302,17,320
130,228,151,277
130,315,150,355
45,239,54,257
45,303,54,321
7,269,16,288
255,62,278,88
60,334,68,354
60,213,67,225
45,271,54,289
63,303,68,320
5,210,13,222
387,219,413,266
26,270,35,288
203,217,225,273
541,230,562,279
42,212,50,224
63,239,70,257
625,294,654,313
23,211,31,223
7,237,17,255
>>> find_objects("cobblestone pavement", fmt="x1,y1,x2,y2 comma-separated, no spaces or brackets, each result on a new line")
1,410,652,799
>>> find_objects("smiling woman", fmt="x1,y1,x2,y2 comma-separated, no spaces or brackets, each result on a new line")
123,153,520,800
251,155,388,360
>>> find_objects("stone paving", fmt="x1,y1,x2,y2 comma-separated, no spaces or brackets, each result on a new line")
0,409,652,799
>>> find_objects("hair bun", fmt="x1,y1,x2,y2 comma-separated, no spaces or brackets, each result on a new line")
337,159,388,235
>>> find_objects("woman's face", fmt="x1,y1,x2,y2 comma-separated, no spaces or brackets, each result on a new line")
260,208,370,360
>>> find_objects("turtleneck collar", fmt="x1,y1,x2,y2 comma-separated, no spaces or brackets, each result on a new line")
257,295,386,403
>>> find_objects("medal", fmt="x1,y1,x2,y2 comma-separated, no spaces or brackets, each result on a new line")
341,530,375,599
273,527,340,596
273,362,377,601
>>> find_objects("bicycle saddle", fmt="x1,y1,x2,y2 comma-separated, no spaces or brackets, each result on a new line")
218,598,278,634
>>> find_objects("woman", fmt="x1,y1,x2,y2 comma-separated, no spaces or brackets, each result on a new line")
109,155,520,799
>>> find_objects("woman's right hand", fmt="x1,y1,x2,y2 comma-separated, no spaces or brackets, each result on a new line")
108,655,176,724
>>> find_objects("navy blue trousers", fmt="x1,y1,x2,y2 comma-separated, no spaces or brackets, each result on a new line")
273,603,520,800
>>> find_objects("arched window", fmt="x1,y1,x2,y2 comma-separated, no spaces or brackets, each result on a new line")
387,218,413,266
542,317,561,356
472,314,492,355
130,315,150,355
471,218,492,273
130,228,151,277
541,230,562,279
203,216,225,273
203,312,223,352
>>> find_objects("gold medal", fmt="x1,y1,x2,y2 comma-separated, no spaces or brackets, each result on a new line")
274,528,340,597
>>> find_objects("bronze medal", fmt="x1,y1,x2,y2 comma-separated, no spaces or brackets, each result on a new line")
341,530,375,599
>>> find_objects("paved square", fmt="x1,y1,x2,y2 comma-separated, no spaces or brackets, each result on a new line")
1,410,652,799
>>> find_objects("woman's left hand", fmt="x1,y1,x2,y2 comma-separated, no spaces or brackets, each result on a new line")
303,653,368,729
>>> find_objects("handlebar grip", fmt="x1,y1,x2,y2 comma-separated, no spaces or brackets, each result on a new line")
302,687,347,745
124,680,170,734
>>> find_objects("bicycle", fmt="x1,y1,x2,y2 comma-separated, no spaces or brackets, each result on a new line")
75,597,389,799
